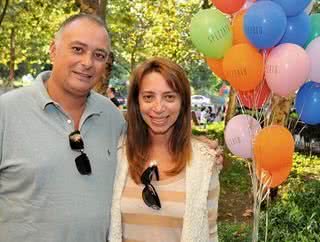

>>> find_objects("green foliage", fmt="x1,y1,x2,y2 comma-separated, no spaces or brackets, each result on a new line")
218,222,252,242
258,154,320,241
107,0,219,93
220,157,251,193
259,180,320,242
192,121,225,142
0,0,76,78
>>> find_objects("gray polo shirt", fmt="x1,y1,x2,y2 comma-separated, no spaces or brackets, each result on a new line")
0,71,126,242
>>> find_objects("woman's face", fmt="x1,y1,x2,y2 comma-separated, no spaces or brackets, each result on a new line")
138,72,181,137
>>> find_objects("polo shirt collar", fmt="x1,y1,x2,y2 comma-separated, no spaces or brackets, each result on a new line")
33,71,102,116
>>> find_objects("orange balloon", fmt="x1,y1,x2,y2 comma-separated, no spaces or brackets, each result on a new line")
232,10,253,46
206,57,226,80
256,164,292,188
223,44,264,91
253,125,295,172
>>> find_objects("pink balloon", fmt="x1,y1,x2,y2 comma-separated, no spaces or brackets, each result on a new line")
265,43,311,97
306,37,320,83
224,114,261,158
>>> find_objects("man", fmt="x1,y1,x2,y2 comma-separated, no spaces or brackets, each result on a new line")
0,14,125,242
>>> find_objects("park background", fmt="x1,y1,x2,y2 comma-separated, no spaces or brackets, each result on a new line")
1,0,320,241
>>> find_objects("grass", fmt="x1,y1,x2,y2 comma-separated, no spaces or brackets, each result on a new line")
218,222,252,242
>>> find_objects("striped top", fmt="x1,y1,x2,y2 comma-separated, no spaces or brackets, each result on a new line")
120,169,219,242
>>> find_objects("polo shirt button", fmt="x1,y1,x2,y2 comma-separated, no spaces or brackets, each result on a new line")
67,119,72,124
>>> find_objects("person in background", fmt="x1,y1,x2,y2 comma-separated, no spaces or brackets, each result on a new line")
107,86,122,109
0,14,125,242
206,106,216,123
109,57,221,242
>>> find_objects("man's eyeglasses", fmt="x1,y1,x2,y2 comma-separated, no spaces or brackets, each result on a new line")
69,130,92,175
140,163,161,210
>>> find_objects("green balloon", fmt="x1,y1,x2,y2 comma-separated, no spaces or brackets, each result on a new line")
305,13,320,47
190,8,232,59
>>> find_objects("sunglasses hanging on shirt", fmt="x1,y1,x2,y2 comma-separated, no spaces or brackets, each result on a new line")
140,161,161,210
69,130,92,175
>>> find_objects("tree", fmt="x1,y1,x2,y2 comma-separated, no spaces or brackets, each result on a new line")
0,0,9,27
0,0,76,82
75,0,107,20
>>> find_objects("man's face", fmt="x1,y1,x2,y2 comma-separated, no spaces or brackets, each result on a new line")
50,18,109,97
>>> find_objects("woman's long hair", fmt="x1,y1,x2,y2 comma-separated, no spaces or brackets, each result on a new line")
126,57,192,183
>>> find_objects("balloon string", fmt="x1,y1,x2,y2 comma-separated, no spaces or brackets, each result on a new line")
264,189,270,242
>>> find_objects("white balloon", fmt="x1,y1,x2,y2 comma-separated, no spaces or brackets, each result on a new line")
306,37,320,83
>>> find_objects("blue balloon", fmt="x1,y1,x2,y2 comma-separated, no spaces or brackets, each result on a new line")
244,1,287,49
272,0,311,17
295,81,320,125
278,12,311,47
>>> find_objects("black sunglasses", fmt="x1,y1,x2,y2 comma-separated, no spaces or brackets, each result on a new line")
140,164,161,210
69,130,92,175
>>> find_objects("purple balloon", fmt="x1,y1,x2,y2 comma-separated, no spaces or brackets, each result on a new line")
225,114,261,158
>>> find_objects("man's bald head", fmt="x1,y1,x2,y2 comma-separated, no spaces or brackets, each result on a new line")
54,14,111,52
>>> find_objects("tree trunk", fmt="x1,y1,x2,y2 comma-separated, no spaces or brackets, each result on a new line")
75,0,106,20
0,0,9,27
268,95,294,126
75,0,112,95
9,27,15,82
224,87,237,126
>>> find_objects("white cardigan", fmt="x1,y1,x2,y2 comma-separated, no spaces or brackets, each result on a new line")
108,139,220,242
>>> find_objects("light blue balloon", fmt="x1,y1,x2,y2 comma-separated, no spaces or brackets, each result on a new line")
272,0,311,17
244,1,287,49
295,81,320,125
278,12,311,47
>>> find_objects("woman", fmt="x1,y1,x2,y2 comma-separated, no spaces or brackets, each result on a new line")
109,57,220,242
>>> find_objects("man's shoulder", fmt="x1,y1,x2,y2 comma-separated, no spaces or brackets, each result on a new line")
90,91,117,109
0,85,35,104
89,91,125,119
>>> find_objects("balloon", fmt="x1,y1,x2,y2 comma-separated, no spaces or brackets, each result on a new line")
256,164,292,188
240,1,255,11
232,10,254,46
244,1,287,49
304,0,314,14
295,81,320,125
272,0,311,17
305,14,320,47
211,0,246,14
238,80,271,109
278,12,311,47
190,9,232,58
253,125,295,171
265,43,310,97
223,44,264,91
224,114,261,158
306,37,320,82
206,57,226,80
